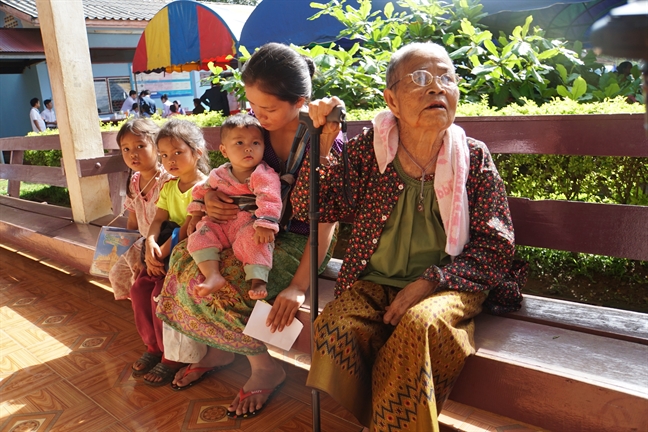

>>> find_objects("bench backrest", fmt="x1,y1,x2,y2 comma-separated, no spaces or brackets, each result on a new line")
2,114,646,260
346,114,648,261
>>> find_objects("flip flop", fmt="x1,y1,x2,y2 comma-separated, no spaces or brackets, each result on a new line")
170,363,233,391
143,362,178,387
226,381,284,419
131,352,162,377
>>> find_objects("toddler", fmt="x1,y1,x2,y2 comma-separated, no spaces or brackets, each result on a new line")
187,114,282,300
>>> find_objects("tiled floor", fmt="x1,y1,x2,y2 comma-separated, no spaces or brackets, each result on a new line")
0,245,361,432
0,242,544,432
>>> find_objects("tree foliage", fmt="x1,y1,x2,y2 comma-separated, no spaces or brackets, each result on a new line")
298,0,643,109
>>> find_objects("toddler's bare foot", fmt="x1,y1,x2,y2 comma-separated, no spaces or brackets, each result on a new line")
196,273,227,296
248,280,267,300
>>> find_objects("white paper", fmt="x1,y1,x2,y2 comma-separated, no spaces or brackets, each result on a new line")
243,301,303,351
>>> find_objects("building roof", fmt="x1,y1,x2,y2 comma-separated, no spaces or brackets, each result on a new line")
0,28,43,53
0,0,170,22
0,28,44,73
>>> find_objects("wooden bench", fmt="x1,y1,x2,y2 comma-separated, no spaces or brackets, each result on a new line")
1,115,647,431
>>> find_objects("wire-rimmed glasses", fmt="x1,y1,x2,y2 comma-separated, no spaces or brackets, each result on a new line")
389,70,457,90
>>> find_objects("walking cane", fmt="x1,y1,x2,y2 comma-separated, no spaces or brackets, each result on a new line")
298,106,346,432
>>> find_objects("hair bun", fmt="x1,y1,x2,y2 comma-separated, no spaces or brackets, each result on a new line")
302,56,316,79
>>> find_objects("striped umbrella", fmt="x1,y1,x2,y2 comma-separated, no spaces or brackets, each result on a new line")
132,0,253,74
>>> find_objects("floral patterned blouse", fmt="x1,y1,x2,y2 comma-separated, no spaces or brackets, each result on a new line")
291,127,527,314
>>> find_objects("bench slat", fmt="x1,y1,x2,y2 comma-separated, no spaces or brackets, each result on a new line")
511,295,648,345
76,155,128,177
343,115,648,157
0,134,62,151
456,114,648,156
0,194,73,219
509,197,648,261
0,164,66,187
450,315,648,431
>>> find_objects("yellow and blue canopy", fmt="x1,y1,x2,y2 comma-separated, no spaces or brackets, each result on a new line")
133,0,253,74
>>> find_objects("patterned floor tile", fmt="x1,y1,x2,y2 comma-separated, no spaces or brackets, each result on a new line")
66,357,131,397
120,395,191,431
0,348,43,376
91,367,174,419
0,410,62,432
35,311,78,327
0,363,61,401
69,333,118,352
182,398,241,431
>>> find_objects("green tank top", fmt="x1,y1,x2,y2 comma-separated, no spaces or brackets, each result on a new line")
360,156,450,288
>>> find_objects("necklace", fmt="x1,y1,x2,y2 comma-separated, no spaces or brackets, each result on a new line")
139,167,160,197
399,141,438,212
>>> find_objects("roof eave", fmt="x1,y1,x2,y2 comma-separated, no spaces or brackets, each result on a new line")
0,4,150,29
0,4,38,25
84,19,148,29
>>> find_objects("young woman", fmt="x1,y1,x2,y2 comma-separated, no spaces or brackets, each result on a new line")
156,43,343,418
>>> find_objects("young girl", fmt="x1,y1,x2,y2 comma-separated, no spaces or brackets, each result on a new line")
187,114,282,300
109,118,171,301
130,118,210,386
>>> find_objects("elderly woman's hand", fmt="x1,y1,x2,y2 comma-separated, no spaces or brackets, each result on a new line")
308,97,345,157
204,188,239,223
383,279,438,325
308,96,344,130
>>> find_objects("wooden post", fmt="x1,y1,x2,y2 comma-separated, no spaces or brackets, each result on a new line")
7,150,23,197
35,0,112,223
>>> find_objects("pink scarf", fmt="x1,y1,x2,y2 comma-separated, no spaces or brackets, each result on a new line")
372,111,470,257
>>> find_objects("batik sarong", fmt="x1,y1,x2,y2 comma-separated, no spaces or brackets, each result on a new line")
307,280,487,431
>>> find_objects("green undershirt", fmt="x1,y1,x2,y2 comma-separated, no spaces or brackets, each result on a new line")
360,156,451,288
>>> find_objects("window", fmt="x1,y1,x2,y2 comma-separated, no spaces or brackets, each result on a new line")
93,77,131,114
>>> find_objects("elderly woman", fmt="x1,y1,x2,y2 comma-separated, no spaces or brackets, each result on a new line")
295,42,526,431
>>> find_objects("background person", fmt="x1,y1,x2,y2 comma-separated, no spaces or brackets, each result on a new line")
29,98,45,132
192,98,205,115
41,99,57,129
160,94,173,118
173,100,187,115
130,103,140,118
299,42,527,431
139,90,156,118
200,82,230,116
616,61,633,80
121,90,138,114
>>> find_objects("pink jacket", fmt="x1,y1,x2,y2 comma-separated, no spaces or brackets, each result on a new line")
188,161,282,233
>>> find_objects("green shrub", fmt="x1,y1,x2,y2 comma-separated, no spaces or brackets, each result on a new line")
298,0,643,109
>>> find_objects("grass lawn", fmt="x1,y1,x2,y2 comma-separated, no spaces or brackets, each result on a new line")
0,179,71,207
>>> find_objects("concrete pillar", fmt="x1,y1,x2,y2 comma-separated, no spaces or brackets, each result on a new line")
35,0,112,223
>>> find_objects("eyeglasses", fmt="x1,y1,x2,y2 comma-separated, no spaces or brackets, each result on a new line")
389,70,457,90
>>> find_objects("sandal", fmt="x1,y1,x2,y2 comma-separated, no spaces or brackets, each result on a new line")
143,362,177,387
170,362,233,391
131,352,162,377
226,381,284,419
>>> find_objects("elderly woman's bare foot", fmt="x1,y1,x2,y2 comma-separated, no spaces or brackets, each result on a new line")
228,353,286,417
171,348,235,389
